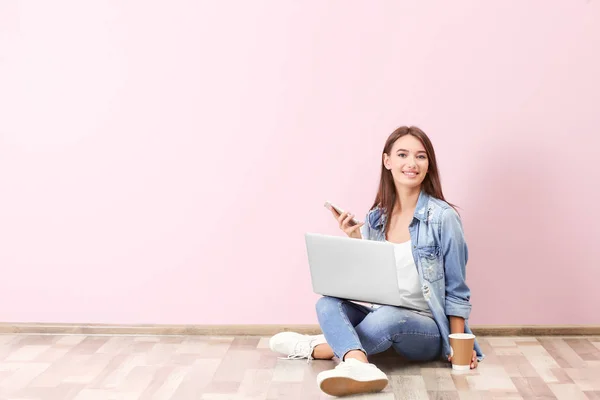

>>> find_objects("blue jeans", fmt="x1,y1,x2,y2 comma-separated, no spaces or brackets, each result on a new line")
316,296,442,361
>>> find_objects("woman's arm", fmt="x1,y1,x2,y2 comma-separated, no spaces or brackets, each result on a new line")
442,210,479,368
449,316,465,334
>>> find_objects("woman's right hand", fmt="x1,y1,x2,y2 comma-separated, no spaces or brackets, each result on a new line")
330,208,364,239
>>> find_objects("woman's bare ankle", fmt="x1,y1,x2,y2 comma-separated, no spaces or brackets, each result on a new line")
343,349,368,363
312,343,334,360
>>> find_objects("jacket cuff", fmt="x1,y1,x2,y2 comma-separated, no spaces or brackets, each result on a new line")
445,297,472,319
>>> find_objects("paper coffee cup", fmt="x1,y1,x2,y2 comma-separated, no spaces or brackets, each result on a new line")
449,333,475,371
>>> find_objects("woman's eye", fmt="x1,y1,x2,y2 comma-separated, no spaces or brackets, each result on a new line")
398,153,427,159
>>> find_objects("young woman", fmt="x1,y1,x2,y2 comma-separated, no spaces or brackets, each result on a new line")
269,126,484,397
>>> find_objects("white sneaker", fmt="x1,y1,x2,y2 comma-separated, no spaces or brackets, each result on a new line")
317,358,389,397
269,332,327,362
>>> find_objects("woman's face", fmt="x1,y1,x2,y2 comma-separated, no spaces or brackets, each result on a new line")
384,134,429,189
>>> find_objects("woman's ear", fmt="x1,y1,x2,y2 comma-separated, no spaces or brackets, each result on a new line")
383,153,390,170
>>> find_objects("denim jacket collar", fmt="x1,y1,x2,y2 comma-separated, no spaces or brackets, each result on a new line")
371,190,432,230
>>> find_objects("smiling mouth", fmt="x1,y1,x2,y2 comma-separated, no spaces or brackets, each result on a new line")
402,171,419,178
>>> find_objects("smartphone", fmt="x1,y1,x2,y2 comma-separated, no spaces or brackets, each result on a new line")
324,201,361,226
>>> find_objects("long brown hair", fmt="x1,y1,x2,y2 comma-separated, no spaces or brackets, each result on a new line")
370,126,457,233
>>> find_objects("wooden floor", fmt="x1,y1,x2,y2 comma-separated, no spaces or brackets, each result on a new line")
0,334,599,399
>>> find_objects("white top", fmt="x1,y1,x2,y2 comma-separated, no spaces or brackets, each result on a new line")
372,240,431,316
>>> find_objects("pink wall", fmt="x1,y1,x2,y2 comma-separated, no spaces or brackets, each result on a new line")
1,1,599,326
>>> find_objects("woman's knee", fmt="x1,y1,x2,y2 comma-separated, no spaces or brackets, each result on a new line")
315,296,342,316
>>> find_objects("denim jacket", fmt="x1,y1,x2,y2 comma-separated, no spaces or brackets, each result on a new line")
360,190,484,362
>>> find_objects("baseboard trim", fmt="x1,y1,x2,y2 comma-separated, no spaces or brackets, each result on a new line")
0,323,599,336
471,325,600,336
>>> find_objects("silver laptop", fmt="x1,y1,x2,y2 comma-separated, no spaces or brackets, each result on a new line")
304,232,403,306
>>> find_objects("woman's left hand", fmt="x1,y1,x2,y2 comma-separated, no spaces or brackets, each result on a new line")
448,350,478,369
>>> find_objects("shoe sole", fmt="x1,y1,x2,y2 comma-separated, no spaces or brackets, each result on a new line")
319,376,388,397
